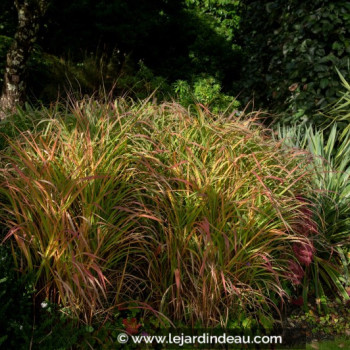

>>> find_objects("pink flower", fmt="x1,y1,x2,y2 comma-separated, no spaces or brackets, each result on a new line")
294,196,318,236
288,260,304,285
291,296,304,306
293,241,314,266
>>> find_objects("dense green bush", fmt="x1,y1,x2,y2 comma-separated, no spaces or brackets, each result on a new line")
173,75,240,113
240,0,350,123
184,0,242,89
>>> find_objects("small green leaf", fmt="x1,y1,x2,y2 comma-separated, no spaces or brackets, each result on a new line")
242,318,252,329
320,78,329,89
258,312,274,330
86,326,94,333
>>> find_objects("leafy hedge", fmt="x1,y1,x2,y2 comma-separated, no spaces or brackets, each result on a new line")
240,0,350,123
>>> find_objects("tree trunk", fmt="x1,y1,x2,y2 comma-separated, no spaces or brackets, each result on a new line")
0,0,48,119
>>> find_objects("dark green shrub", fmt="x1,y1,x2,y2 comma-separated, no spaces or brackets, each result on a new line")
240,0,350,123
173,75,240,113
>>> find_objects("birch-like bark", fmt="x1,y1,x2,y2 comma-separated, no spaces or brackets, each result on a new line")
0,0,48,119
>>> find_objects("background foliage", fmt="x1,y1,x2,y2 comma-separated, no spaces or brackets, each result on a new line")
239,0,350,123
0,0,242,105
2,0,350,120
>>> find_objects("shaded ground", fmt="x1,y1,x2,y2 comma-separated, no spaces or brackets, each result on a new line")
284,296,350,349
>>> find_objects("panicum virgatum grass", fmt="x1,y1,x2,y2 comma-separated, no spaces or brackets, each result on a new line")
0,97,316,326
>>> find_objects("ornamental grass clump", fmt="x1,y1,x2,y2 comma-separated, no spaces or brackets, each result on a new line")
0,100,149,322
124,102,315,327
0,98,315,327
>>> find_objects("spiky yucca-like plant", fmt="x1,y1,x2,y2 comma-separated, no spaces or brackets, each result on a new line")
277,123,350,310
